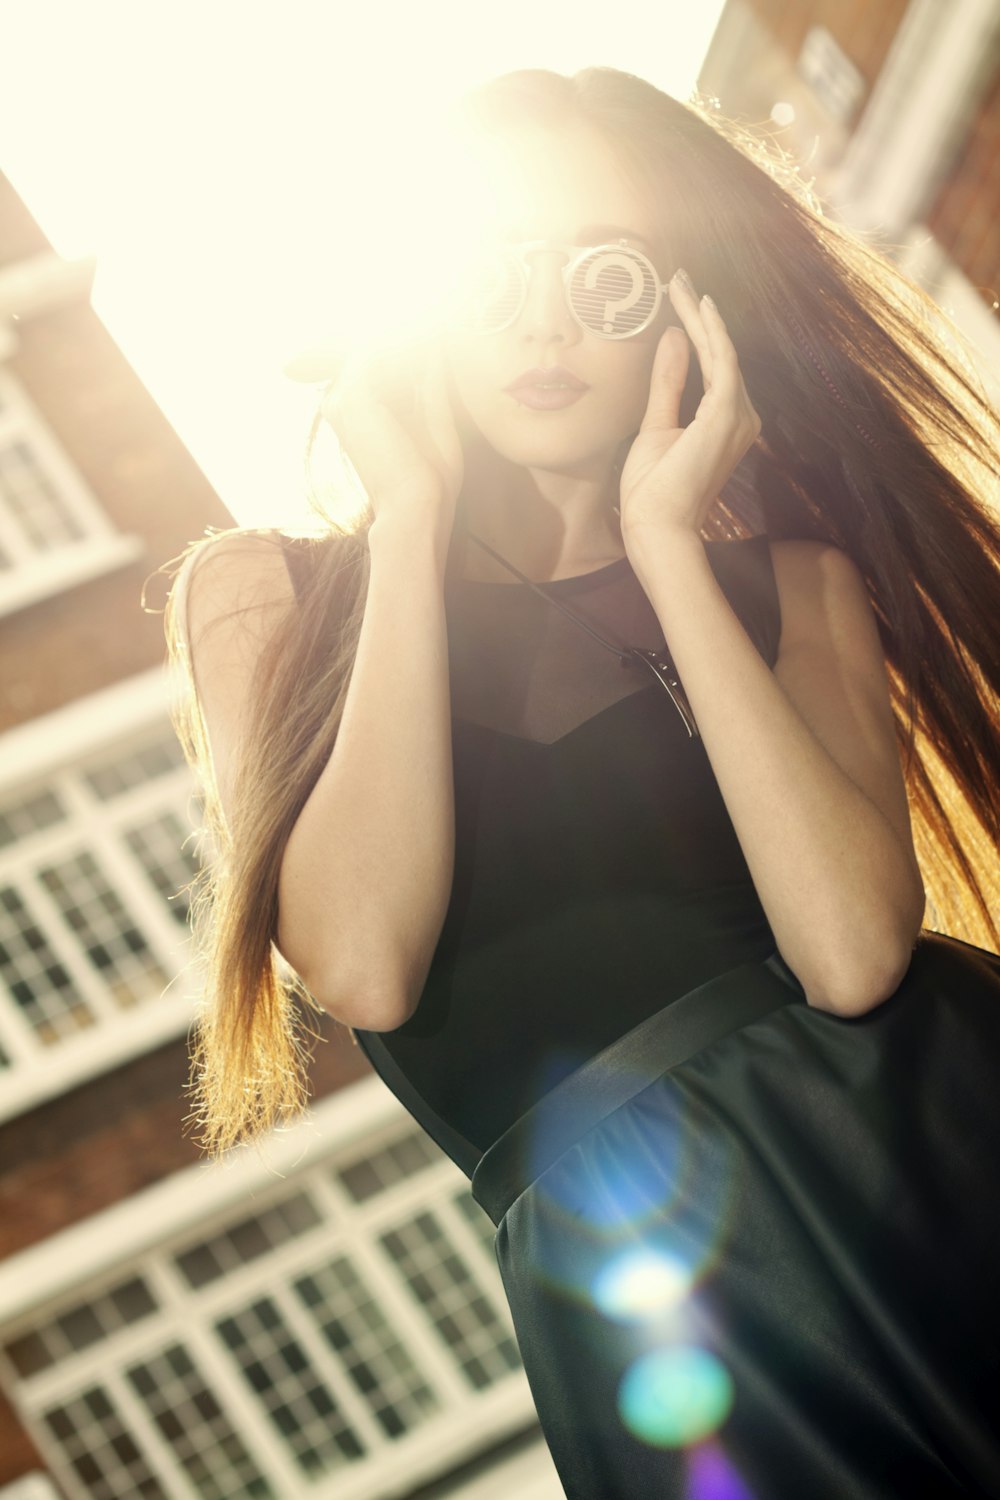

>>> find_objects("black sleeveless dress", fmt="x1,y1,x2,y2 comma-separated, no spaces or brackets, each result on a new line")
280,530,1000,1499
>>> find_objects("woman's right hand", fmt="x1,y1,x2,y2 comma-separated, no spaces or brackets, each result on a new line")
320,335,466,529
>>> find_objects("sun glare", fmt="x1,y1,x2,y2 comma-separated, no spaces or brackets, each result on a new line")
1,0,725,527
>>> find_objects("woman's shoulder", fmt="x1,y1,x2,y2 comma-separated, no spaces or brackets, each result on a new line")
765,538,871,651
766,536,851,570
176,525,355,614
172,527,354,660
701,534,867,666
702,534,783,666
179,525,300,578
759,539,893,703
183,524,345,571
707,533,850,577
173,527,295,622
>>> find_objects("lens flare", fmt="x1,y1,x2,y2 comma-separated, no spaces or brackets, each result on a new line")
617,1345,734,1449
687,1438,759,1500
592,1247,691,1321
520,1063,689,1231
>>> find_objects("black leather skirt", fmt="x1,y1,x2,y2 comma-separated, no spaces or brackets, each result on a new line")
471,933,1000,1499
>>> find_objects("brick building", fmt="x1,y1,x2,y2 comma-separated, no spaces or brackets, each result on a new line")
701,0,1000,382
0,180,557,1499
0,1,997,1496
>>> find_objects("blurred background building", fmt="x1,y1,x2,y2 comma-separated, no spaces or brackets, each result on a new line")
700,0,1000,385
0,1,997,1496
0,176,556,1500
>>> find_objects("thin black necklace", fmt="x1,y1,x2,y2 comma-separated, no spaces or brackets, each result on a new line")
464,530,699,739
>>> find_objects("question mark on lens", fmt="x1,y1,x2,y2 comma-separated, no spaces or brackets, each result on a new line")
585,253,647,335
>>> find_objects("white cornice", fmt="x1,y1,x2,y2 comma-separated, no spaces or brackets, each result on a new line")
0,249,97,322
0,665,179,786
0,1076,403,1325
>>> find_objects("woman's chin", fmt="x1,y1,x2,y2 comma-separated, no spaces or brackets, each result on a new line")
463,419,621,478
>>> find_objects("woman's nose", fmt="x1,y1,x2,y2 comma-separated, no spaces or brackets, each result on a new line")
518,249,578,341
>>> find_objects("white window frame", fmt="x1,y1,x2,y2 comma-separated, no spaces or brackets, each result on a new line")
0,667,200,1121
0,1084,561,1500
0,367,142,617
0,1477,62,1500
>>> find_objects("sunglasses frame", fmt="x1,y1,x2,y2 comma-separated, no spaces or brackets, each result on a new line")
459,237,672,341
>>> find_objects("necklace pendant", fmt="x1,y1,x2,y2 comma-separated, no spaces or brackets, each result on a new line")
629,647,700,739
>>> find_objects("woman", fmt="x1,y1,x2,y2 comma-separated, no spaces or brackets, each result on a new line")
162,67,1000,1499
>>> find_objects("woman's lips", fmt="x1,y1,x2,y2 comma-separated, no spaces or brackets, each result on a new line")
507,386,588,411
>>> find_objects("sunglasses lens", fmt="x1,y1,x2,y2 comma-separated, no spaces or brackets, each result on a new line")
569,246,658,336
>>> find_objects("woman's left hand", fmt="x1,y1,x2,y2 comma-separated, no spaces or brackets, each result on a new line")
618,271,761,540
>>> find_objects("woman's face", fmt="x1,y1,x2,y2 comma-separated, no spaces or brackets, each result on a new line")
443,121,674,479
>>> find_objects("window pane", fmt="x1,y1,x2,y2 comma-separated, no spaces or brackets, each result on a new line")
175,1192,322,1289
83,734,186,801
108,1277,158,1326
123,811,199,925
56,1304,104,1352
335,1128,445,1202
127,1343,274,1500
0,788,66,850
380,1211,522,1390
0,882,95,1044
0,438,85,551
5,1329,53,1378
41,1386,167,1500
37,852,170,1008
216,1298,365,1476
294,1254,440,1440
5,1277,159,1374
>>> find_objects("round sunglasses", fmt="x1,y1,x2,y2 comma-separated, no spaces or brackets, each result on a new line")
449,237,674,340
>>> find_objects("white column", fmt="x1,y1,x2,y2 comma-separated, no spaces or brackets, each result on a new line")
826,0,1000,240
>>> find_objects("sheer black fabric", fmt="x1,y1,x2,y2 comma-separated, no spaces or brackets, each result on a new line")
442,543,778,744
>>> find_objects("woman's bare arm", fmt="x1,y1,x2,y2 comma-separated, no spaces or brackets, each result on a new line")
180,517,455,1031
627,532,926,1017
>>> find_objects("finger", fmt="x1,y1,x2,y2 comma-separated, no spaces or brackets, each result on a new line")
697,309,759,436
638,325,689,433
699,299,762,443
668,275,714,390
697,293,744,396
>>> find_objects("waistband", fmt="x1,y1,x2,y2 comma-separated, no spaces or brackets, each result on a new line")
471,951,807,1227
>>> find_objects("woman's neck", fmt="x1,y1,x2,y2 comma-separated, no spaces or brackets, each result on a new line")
451,444,625,583
447,524,626,585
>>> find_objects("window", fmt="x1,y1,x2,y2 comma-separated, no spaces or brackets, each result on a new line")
0,370,142,616
0,1121,534,1500
0,710,201,1121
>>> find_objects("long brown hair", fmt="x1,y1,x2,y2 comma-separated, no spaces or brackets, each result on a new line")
159,65,1000,1158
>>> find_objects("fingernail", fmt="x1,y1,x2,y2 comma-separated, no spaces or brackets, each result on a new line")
674,267,695,293
702,293,717,312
